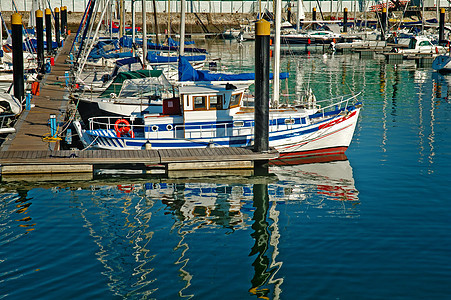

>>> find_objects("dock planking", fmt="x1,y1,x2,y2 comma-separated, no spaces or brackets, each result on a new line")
1,34,76,152
0,148,278,175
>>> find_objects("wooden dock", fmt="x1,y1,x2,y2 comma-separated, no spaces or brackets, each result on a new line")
0,148,279,179
0,33,280,180
1,34,75,152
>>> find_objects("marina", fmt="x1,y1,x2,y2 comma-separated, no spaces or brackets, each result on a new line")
0,2,365,177
1,1,451,299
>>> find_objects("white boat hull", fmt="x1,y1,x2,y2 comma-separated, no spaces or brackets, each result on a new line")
75,106,361,159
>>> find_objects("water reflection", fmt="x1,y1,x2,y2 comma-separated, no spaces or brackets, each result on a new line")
431,72,451,102
0,158,359,298
249,184,282,299
392,66,399,112
270,157,359,206
0,189,36,247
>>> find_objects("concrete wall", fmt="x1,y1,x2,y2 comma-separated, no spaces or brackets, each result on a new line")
1,10,444,35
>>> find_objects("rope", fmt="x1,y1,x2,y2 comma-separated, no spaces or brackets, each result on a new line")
81,135,99,150
41,124,62,142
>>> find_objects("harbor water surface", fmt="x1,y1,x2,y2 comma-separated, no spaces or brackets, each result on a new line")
1,40,451,299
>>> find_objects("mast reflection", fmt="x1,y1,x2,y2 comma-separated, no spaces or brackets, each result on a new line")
0,189,36,242
249,183,281,299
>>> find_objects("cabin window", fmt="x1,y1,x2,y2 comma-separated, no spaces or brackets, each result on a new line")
234,121,244,127
419,41,432,47
193,96,207,110
408,39,417,49
209,95,223,110
229,93,241,108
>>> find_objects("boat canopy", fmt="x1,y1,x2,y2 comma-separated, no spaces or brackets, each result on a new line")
134,38,208,54
100,69,168,98
178,56,289,82
25,39,59,52
147,52,206,64
88,39,120,58
167,37,195,46
110,56,143,78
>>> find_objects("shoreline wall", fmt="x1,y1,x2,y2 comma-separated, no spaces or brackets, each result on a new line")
0,11,443,34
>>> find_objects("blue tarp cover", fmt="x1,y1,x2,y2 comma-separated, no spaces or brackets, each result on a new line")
167,37,195,47
120,36,133,48
178,56,289,82
134,38,207,54
23,39,58,52
147,52,206,63
89,50,133,60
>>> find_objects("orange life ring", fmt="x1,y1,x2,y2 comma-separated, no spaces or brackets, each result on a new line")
114,119,135,138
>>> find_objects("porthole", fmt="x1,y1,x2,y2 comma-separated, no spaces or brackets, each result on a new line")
151,125,159,132
166,124,173,131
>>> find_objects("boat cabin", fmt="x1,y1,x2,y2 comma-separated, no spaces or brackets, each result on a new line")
180,84,246,112
397,36,444,54
408,36,433,50
144,84,249,139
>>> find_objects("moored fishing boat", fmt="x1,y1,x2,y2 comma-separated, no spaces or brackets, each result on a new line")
74,83,361,159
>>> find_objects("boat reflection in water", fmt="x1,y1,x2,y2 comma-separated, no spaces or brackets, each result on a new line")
0,156,358,298
91,155,356,297
269,154,359,204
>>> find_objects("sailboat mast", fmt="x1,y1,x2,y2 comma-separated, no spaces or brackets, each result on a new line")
0,11,2,64
78,0,111,75
142,0,147,69
132,0,135,43
152,0,159,44
422,0,424,34
167,0,171,41
296,0,300,32
180,0,186,56
119,0,123,38
386,0,389,35
436,0,440,23
273,0,281,108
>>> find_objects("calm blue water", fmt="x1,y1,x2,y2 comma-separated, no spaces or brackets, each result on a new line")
1,40,451,299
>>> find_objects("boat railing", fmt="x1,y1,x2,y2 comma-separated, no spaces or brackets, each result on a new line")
175,121,251,139
88,117,251,138
88,116,141,131
0,114,16,129
314,92,361,119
